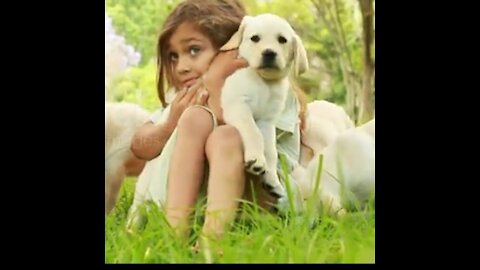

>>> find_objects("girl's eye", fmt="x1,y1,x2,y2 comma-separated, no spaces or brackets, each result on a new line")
189,46,200,55
169,52,178,62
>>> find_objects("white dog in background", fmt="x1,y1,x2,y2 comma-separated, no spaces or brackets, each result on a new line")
219,13,309,199
299,100,355,168
105,102,150,214
295,118,375,217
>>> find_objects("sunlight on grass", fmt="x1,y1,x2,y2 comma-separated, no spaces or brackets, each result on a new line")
105,177,375,263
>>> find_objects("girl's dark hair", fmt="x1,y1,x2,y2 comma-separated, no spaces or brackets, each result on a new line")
156,0,246,107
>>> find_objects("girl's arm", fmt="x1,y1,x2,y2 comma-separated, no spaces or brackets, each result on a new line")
131,86,203,160
130,120,176,160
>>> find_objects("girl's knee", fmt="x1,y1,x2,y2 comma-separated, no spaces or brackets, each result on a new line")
177,107,214,135
206,125,243,158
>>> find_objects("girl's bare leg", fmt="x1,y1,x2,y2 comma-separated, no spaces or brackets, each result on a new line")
202,125,246,239
166,107,214,238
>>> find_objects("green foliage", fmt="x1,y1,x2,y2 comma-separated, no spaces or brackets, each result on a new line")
108,62,161,111
106,0,182,66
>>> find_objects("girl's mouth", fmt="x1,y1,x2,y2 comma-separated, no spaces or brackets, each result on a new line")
183,78,198,89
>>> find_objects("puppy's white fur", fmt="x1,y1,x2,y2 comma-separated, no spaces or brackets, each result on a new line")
220,13,309,198
296,119,375,217
300,100,354,168
105,102,150,214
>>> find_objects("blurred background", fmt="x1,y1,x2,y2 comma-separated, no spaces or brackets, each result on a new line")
105,0,375,125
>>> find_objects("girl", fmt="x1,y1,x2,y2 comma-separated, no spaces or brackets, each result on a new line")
130,0,307,241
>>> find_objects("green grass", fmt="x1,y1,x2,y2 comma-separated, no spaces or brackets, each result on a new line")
106,177,375,263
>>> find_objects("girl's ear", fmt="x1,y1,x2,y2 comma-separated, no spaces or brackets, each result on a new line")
220,16,253,51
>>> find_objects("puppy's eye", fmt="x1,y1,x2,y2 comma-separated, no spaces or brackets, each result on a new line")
278,36,287,44
250,35,260,43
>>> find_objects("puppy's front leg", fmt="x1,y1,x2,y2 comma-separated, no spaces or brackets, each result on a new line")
223,103,266,175
257,121,286,199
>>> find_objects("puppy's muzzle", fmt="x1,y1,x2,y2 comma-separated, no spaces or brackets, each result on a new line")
261,49,277,68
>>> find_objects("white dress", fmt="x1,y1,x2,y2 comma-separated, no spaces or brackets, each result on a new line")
127,90,302,226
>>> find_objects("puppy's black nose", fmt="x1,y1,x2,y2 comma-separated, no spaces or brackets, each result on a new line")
262,49,277,64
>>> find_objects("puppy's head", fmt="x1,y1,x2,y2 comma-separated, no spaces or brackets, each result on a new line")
221,13,309,81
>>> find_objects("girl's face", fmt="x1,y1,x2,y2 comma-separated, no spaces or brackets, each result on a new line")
167,22,217,90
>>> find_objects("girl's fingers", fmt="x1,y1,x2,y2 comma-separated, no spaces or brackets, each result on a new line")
232,57,249,69
182,82,202,103
197,90,209,105
173,88,187,103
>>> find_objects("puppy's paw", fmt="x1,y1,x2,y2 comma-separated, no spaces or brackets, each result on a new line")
321,194,346,218
244,152,267,175
273,196,289,213
261,172,286,199
335,208,347,219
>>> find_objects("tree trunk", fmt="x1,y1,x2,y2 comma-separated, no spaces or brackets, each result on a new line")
312,0,361,123
358,0,374,124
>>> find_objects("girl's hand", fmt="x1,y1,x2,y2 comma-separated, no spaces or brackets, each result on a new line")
165,84,208,131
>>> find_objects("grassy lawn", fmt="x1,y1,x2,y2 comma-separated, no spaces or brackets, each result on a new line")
105,177,375,263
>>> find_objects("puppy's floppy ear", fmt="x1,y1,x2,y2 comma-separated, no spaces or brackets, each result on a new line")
220,15,253,51
293,34,309,76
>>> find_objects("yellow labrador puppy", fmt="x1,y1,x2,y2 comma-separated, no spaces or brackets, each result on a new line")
219,13,309,199
297,118,375,217
285,100,354,213
105,102,150,215
300,100,355,168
